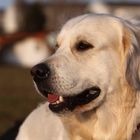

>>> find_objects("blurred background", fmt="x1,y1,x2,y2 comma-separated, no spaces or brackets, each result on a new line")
0,0,140,140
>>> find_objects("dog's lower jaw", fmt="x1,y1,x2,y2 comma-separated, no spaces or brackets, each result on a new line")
60,86,139,140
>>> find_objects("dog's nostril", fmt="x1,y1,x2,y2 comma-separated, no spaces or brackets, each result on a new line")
36,69,47,78
31,63,50,80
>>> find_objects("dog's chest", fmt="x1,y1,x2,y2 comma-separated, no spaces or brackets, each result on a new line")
61,111,135,140
61,115,95,140
66,124,93,140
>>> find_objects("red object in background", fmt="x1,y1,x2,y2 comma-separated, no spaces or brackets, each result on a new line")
0,31,49,46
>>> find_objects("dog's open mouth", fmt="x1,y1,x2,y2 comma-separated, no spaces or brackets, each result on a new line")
42,87,101,113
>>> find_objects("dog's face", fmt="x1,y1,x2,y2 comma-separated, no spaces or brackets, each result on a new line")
31,14,140,113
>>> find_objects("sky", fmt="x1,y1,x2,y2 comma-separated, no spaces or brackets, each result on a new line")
0,0,35,9
0,0,13,9
0,0,140,9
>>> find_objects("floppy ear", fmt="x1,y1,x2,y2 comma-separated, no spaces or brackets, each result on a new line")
124,23,140,91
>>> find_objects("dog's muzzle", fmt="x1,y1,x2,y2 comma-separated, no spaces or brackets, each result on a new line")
31,63,101,113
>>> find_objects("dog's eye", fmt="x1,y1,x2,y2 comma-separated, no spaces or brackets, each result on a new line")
55,43,59,48
76,41,93,51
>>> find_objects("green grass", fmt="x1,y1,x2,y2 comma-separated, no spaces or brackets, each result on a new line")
0,65,43,135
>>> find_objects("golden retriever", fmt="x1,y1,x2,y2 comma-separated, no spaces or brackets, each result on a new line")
16,14,140,140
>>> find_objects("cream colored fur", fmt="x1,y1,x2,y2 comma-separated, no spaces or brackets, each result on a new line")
16,14,140,140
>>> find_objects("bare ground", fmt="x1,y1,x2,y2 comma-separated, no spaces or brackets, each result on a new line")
0,65,43,137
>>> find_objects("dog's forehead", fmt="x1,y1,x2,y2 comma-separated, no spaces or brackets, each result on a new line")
57,14,123,47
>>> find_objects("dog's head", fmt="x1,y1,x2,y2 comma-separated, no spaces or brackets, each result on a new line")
31,14,140,113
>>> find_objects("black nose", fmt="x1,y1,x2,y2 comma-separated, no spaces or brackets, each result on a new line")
31,63,50,80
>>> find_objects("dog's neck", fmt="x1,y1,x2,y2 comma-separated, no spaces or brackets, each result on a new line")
61,85,140,140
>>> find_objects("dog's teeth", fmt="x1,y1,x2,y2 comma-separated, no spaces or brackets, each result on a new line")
52,102,57,105
89,90,96,94
59,96,64,102
51,96,64,105
52,101,59,104
56,101,60,104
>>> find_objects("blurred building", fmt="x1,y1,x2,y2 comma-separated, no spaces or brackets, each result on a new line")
27,0,140,30
0,1,54,67
88,0,140,20
44,2,87,31
0,0,139,67
3,0,140,33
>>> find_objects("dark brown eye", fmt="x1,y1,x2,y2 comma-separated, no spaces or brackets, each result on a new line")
76,41,93,51
55,43,59,48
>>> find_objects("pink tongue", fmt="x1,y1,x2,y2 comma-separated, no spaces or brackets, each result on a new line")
48,94,59,103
